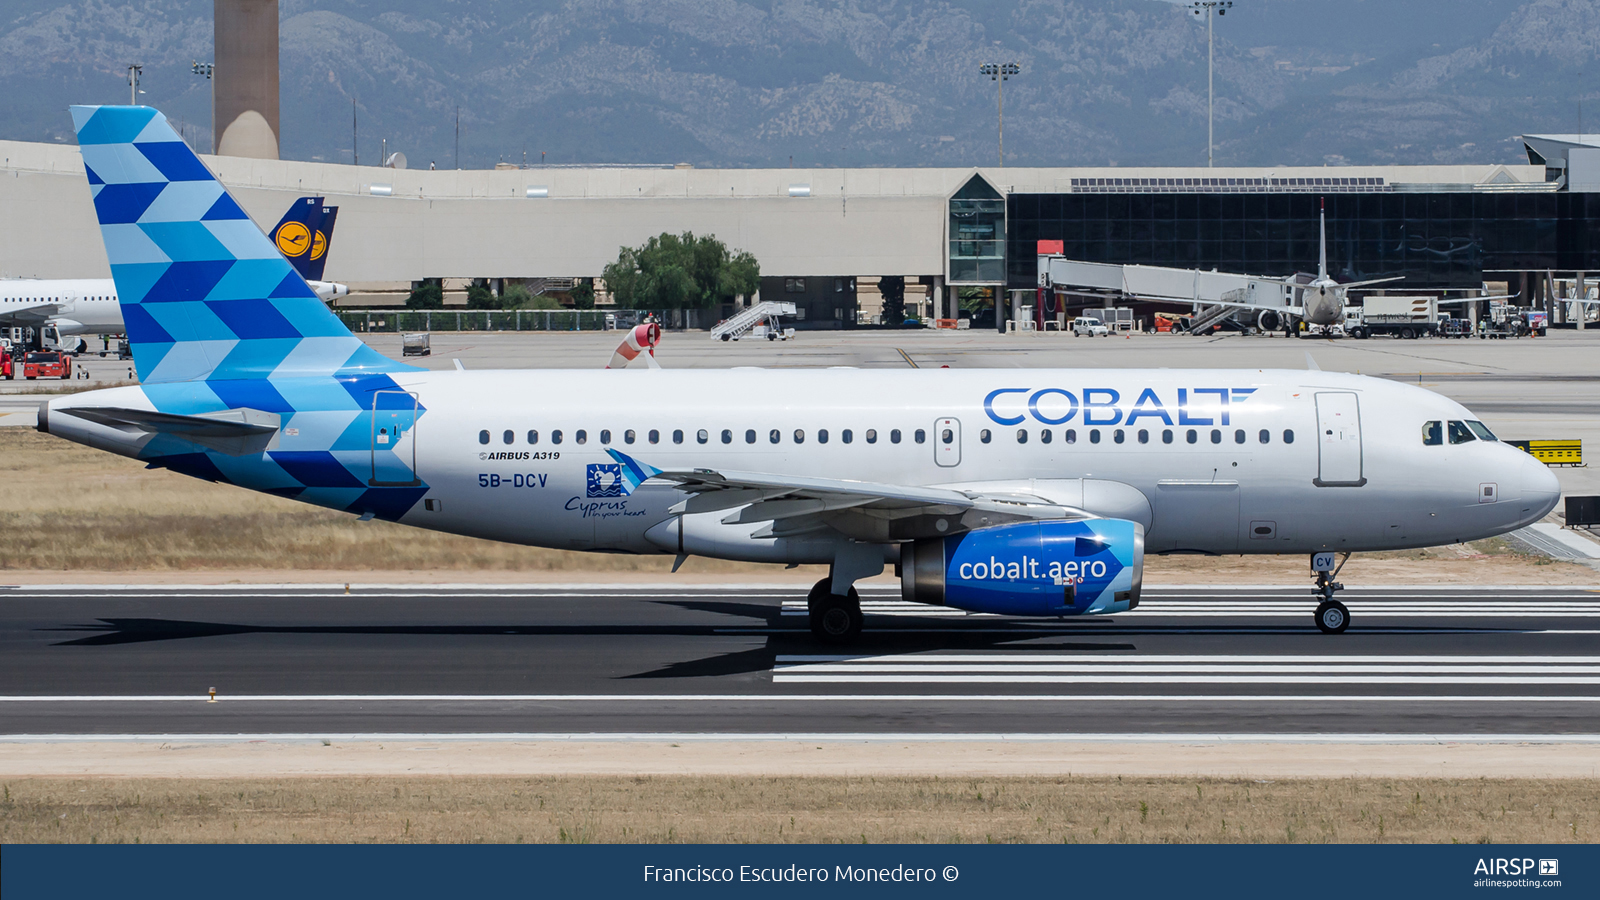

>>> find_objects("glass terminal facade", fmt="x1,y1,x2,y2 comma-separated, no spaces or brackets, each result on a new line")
1004,190,1600,290
948,176,1007,284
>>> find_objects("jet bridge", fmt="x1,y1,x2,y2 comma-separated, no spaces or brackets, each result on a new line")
1036,254,1298,333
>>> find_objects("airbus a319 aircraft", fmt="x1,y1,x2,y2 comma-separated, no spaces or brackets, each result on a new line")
40,106,1561,640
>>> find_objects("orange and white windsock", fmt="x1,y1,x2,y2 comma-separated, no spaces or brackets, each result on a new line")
607,323,662,369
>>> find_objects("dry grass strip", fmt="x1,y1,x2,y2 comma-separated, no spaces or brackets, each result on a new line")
1,776,1595,844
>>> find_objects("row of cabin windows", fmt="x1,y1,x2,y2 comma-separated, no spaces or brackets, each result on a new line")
983,427,1294,446
1422,420,1497,446
476,426,1295,447
478,428,929,446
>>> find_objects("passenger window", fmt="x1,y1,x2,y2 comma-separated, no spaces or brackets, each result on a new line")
769,429,780,444
625,429,636,444
1089,429,1101,444
1186,429,1198,444
696,429,708,444
1283,429,1294,444
1163,429,1173,444
527,430,539,444
940,428,953,444
794,429,805,444
1065,429,1077,444
1138,429,1149,444
575,430,587,444
980,429,991,444
1016,429,1028,444
1422,421,1442,446
1234,429,1246,444
1041,429,1053,444
502,430,514,445
1210,429,1222,444
746,429,757,444
600,429,612,445
866,429,878,444
649,429,660,444
478,430,489,445
1258,429,1270,444
1466,421,1497,441
914,429,926,444
891,429,902,444
1113,429,1125,444
673,429,684,444
818,429,829,444
1447,420,1476,444
721,429,732,444
552,430,564,444
842,429,853,444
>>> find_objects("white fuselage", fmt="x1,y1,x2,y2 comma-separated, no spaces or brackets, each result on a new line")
1301,280,1348,326
0,279,123,335
48,366,1550,561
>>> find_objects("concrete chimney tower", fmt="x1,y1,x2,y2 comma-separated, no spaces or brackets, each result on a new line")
213,0,279,159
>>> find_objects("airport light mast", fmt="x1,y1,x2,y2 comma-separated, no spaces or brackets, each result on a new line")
191,61,214,152
126,64,143,106
1190,1,1232,167
978,62,1020,167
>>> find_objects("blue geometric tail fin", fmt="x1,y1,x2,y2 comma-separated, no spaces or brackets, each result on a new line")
270,196,339,282
69,105,412,384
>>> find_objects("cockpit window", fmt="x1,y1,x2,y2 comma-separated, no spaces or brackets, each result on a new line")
1422,421,1442,446
1466,420,1498,441
1447,420,1476,444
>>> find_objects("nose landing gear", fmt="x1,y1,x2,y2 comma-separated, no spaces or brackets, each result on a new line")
1311,551,1351,634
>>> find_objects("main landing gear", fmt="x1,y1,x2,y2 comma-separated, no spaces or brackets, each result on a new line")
807,577,863,644
1311,551,1352,634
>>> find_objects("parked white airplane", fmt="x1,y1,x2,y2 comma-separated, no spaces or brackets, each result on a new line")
0,197,347,351
39,106,1563,642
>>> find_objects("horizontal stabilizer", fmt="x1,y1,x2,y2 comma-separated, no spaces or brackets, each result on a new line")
57,406,279,456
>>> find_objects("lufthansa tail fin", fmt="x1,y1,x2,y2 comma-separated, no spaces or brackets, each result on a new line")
69,105,410,384
270,196,339,282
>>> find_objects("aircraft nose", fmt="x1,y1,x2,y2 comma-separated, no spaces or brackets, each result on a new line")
1517,452,1562,524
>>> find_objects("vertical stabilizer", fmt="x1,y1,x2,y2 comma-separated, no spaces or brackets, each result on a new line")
69,105,410,384
270,196,339,282
1318,197,1328,281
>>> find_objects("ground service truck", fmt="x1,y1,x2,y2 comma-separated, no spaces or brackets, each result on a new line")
1350,296,1439,339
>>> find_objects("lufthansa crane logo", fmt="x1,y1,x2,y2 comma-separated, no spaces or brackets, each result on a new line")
310,229,328,260
274,221,311,257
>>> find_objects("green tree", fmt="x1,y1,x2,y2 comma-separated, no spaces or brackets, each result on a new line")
877,275,906,324
465,281,499,310
569,279,596,310
501,284,534,308
405,279,444,310
602,232,759,310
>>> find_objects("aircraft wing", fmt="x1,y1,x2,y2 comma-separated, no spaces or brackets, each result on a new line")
619,452,1087,541
1437,294,1517,305
1337,276,1406,290
0,300,61,326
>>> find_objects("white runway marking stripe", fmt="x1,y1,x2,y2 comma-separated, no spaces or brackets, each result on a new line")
772,653,1600,686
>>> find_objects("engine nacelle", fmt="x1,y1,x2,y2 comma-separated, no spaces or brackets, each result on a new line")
901,519,1143,617
1256,308,1283,332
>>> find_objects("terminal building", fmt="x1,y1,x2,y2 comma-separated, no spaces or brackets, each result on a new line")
3,133,1599,330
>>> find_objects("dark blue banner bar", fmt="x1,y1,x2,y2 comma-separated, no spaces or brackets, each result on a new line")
3,844,1593,899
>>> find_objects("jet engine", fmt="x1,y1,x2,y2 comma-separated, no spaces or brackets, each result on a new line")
900,519,1143,617
1256,309,1283,332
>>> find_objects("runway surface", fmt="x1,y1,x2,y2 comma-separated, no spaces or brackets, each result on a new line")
3,582,1599,737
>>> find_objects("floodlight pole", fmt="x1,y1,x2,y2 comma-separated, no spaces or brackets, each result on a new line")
191,61,214,152
979,62,1020,167
1190,2,1232,167
127,64,143,106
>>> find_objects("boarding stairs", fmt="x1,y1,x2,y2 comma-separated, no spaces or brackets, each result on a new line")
710,301,798,341
1186,302,1236,334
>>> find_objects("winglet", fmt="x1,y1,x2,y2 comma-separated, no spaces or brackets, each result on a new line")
606,448,663,493
1305,351,1320,371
